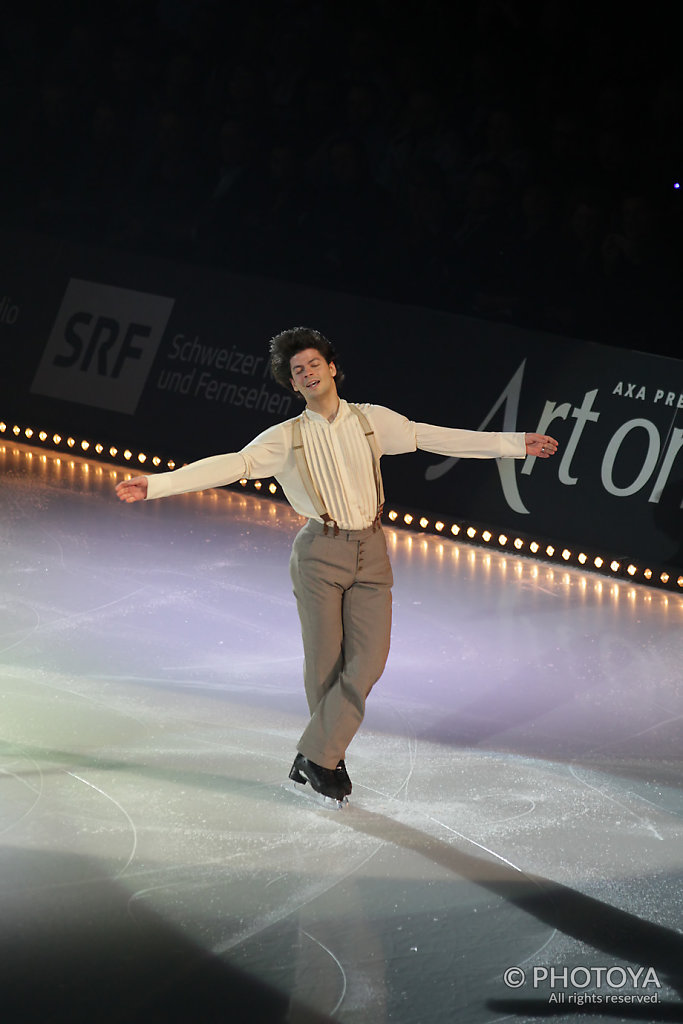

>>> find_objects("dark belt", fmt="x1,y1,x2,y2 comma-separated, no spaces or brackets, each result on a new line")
306,518,383,541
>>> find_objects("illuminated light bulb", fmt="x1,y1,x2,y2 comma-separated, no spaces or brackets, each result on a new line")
546,545,555,557
81,440,89,450
269,483,277,494
467,526,476,538
167,461,175,469
627,565,637,576
138,453,146,463
13,425,20,435
435,521,444,532
95,443,103,454
152,456,161,466
677,576,683,588
53,434,62,445
594,556,604,568
67,437,75,447
562,548,571,560
388,510,398,521
530,541,539,553
514,538,523,549
39,431,47,441
419,517,429,529
404,513,413,525
25,427,34,438
123,449,132,460
239,478,247,486
498,534,507,545
254,480,262,490
578,552,587,564
610,560,620,572
0,422,5,431
644,568,652,580
482,530,492,542
451,524,460,535
109,446,118,457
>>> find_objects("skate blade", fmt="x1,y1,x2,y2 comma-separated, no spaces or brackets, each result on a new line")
287,779,349,810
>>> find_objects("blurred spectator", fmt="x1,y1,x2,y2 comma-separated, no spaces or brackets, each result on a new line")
470,108,530,189
379,88,467,197
303,134,402,295
507,182,570,332
397,159,457,308
193,116,263,267
20,77,87,229
122,109,207,256
236,140,313,281
443,160,516,315
342,81,392,183
601,194,679,347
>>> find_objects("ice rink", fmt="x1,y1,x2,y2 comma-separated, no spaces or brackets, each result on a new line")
1,442,682,1023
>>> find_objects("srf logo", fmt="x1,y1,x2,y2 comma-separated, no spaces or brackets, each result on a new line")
31,278,175,414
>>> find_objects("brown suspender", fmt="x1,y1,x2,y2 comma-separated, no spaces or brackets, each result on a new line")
291,404,384,535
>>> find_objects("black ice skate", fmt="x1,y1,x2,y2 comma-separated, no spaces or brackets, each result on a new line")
288,754,349,808
336,759,352,795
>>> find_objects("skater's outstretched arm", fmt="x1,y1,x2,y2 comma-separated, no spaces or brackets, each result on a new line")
114,421,291,505
352,404,558,461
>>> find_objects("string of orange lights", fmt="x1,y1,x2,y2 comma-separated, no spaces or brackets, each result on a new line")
2,417,681,593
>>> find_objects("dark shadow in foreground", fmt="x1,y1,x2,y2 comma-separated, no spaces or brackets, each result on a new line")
0,846,335,1024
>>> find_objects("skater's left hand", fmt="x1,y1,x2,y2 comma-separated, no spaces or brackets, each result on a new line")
525,434,559,458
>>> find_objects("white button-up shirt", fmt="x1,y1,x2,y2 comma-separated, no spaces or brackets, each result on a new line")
146,400,526,530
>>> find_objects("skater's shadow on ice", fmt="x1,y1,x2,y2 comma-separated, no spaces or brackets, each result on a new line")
346,806,683,1019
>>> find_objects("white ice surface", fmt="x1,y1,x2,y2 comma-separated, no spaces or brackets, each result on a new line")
0,443,682,1023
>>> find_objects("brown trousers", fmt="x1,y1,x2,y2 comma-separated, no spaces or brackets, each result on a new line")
289,519,393,769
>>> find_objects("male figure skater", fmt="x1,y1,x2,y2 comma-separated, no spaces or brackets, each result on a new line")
116,327,558,805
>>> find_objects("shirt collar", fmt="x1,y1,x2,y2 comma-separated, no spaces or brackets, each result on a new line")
303,398,348,425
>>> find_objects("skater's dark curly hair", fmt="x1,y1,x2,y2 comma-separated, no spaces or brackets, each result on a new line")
269,327,344,397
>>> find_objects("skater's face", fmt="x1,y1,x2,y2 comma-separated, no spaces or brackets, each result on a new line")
289,348,337,402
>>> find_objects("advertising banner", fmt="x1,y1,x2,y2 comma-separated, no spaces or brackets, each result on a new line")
1,229,681,567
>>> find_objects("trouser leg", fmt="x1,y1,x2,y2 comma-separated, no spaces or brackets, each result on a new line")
289,523,392,770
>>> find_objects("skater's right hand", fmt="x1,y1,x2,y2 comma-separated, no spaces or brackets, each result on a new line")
115,476,148,503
